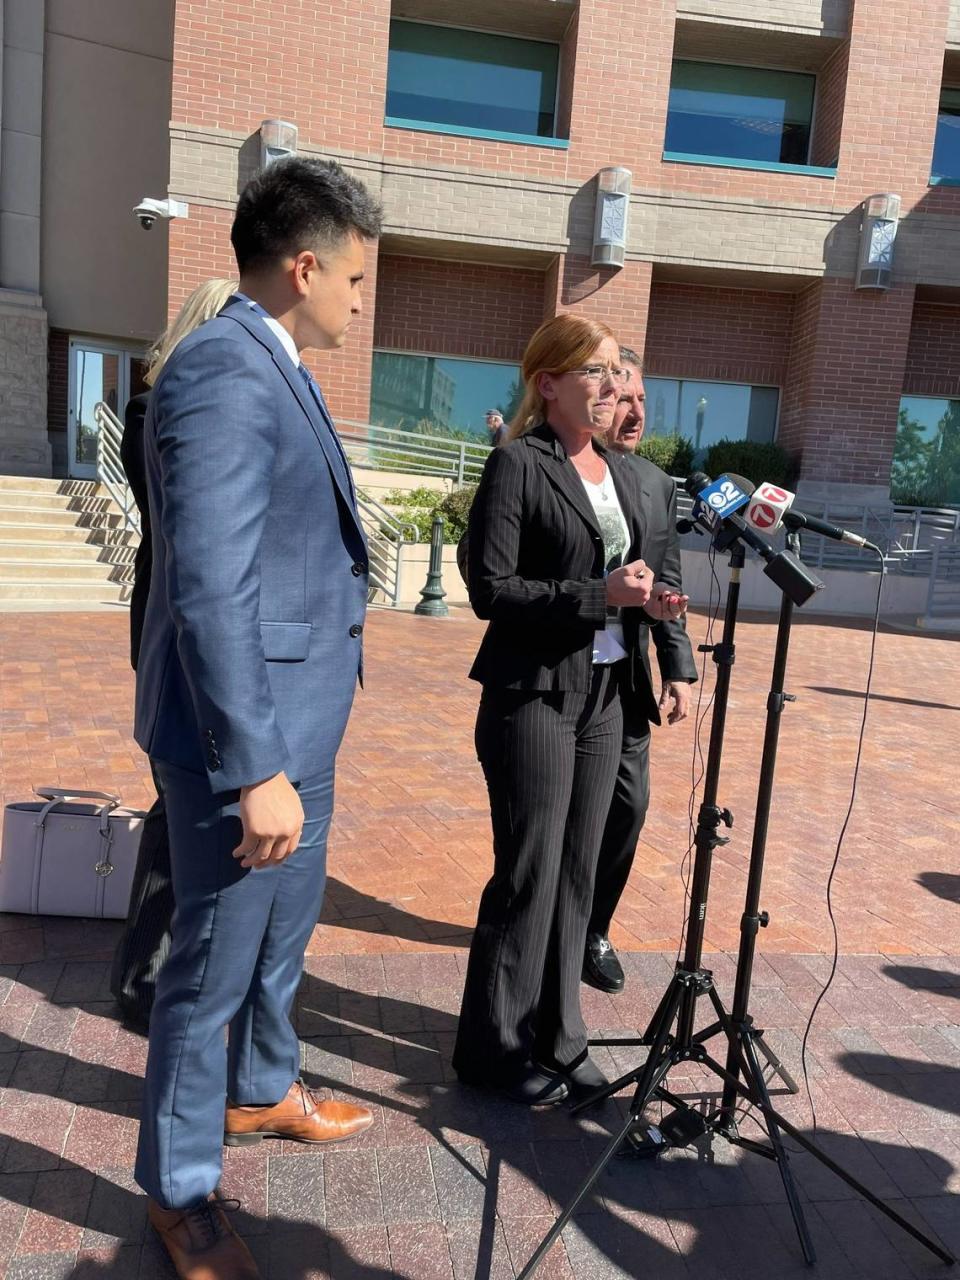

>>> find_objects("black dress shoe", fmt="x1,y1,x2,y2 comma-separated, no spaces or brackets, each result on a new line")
503,1065,569,1107
455,1062,569,1106
550,1054,610,1100
582,933,626,993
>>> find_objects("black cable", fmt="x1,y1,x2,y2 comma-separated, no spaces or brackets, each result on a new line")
798,543,885,1136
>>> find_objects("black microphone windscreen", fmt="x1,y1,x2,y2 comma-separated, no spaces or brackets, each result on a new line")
684,471,712,499
724,472,757,496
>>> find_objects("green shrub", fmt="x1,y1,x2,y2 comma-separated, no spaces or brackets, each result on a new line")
381,484,477,542
704,439,796,487
437,484,477,538
635,434,694,475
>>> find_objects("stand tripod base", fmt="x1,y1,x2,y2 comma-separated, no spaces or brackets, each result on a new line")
517,969,955,1280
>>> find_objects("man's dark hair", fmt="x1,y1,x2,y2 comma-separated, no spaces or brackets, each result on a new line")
231,157,383,273
619,345,642,371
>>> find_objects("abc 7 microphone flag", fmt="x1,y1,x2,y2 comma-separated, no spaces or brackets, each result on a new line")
745,483,794,534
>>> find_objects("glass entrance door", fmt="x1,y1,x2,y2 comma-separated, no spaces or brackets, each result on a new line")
67,340,147,479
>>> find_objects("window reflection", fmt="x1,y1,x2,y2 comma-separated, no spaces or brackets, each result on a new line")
932,88,960,180
893,396,960,505
371,351,522,437
645,377,778,463
666,61,815,165
386,21,559,138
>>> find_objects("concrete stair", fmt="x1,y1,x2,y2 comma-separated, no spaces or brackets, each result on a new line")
0,476,137,608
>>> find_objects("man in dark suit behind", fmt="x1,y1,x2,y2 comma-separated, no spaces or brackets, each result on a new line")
583,348,698,994
132,158,382,1280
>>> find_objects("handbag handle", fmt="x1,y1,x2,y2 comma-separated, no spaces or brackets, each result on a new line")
33,786,121,838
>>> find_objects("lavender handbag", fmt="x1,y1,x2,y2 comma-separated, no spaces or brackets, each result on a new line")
0,787,146,919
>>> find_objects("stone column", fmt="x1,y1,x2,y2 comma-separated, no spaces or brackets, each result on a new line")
0,0,51,476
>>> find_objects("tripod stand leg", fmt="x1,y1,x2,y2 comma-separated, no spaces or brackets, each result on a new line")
753,1031,800,1094
522,981,687,1276
516,1107,637,1280
703,1044,955,1267
763,1106,956,1265
739,1034,816,1264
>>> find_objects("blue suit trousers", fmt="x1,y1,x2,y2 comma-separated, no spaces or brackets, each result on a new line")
134,760,333,1209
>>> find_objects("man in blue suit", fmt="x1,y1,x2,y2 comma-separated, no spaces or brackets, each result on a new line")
132,158,382,1279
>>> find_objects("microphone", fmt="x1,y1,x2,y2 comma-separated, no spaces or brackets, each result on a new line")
743,482,870,549
684,471,824,607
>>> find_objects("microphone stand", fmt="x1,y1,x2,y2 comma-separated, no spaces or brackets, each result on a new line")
716,528,803,1127
517,530,954,1279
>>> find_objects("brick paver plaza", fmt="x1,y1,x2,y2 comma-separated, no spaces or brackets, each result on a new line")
0,605,958,1278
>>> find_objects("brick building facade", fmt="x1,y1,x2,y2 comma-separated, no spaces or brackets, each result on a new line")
6,0,960,506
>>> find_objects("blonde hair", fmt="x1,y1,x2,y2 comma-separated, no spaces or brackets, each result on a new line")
506,314,618,441
143,278,238,386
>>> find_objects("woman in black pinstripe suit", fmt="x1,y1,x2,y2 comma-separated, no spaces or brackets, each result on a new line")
453,314,687,1105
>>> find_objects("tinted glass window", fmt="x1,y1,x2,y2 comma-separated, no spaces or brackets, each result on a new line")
666,61,815,165
646,377,779,464
386,20,559,137
372,351,522,437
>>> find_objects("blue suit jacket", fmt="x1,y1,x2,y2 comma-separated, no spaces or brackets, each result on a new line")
134,297,368,793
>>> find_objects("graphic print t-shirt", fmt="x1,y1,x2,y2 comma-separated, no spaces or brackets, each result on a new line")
580,472,630,665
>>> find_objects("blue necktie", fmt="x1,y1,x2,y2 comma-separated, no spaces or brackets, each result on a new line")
297,363,355,501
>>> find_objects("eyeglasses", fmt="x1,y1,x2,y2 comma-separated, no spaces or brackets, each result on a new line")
570,366,630,385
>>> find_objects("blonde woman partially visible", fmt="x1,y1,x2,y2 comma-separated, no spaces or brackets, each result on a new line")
122,278,238,671
143,278,238,387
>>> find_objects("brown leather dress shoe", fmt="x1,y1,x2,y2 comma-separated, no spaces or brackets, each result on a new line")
148,1196,260,1279
224,1078,374,1147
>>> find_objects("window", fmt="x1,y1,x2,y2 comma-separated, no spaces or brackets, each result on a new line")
665,61,816,167
893,397,960,506
371,351,521,436
385,20,560,141
645,377,779,464
931,88,960,182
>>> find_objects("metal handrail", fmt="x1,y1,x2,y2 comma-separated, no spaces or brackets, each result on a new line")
93,401,141,536
354,493,418,607
925,542,960,617
337,420,490,486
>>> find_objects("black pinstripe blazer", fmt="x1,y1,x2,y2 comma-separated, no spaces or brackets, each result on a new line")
467,421,697,723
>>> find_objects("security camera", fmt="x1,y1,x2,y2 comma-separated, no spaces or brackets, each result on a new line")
133,197,189,230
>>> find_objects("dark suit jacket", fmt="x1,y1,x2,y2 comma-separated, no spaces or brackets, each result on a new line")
120,392,151,670
466,422,696,724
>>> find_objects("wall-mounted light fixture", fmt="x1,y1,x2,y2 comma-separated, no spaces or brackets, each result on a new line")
260,119,299,169
856,193,901,290
591,166,632,269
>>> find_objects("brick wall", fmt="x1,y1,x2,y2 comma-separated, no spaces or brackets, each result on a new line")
779,279,917,486
777,283,821,459
644,282,796,386
903,301,960,398
170,0,390,153
835,0,950,203
810,41,848,168
566,0,677,184
547,257,654,356
374,256,546,361
47,329,69,435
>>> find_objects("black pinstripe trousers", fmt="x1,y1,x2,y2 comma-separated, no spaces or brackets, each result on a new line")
453,662,623,1082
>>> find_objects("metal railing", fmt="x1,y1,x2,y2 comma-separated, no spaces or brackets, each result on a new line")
94,402,141,536
355,492,419,606
925,542,960,617
338,421,490,486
